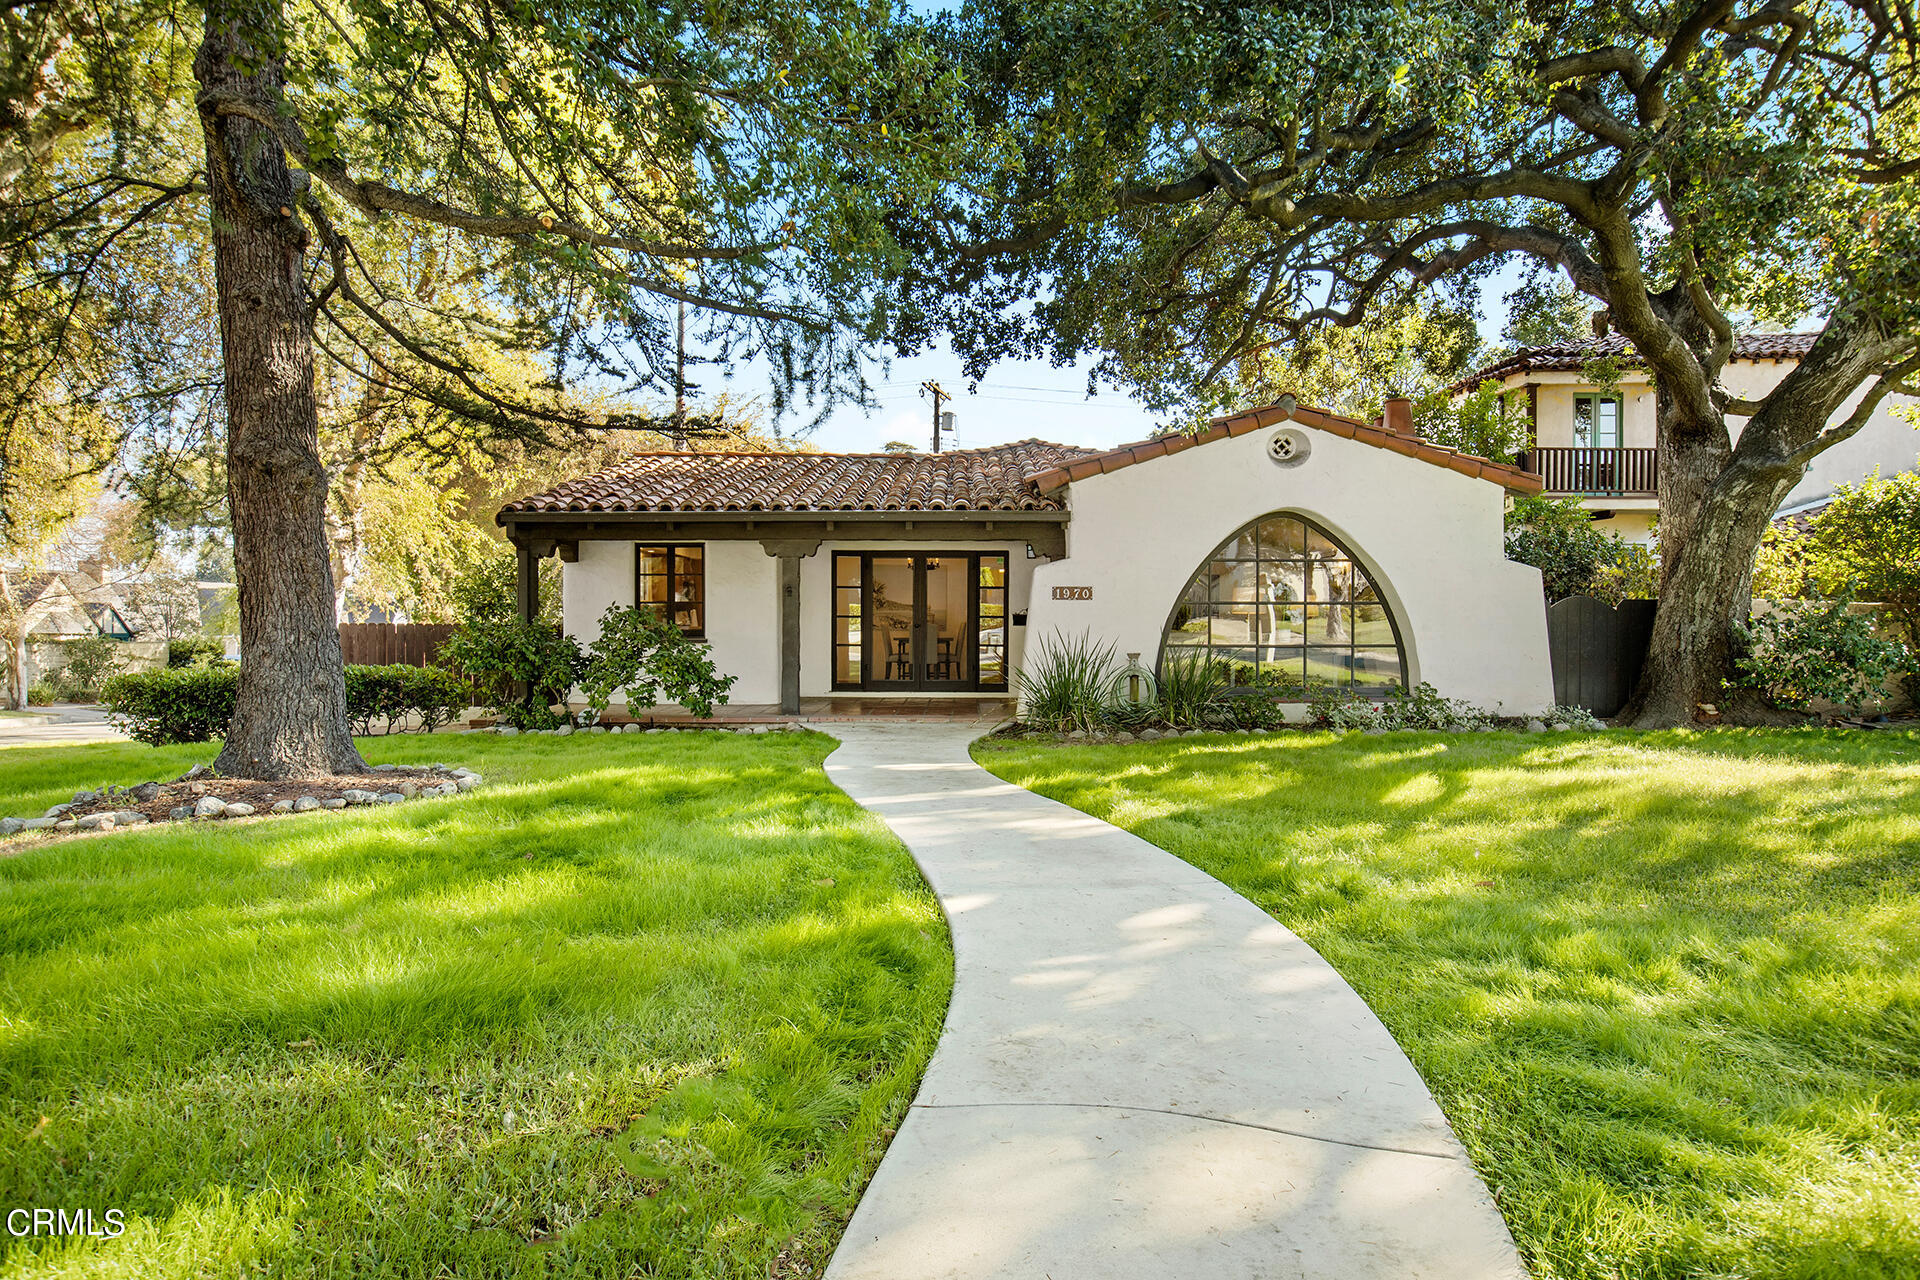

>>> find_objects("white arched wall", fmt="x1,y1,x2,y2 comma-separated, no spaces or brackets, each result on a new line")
1022,423,1555,715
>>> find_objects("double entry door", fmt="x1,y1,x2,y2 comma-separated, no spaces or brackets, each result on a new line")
832,551,1009,692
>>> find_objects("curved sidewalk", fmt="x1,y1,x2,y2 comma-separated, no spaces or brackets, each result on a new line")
822,722,1525,1280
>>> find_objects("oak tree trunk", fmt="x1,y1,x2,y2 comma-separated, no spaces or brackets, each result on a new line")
195,0,365,778
1619,396,1799,727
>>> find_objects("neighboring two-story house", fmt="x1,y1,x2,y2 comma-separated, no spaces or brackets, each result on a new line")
1457,333,1918,544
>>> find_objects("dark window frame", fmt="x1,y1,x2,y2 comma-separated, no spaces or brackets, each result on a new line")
831,550,1010,693
1571,391,1625,450
634,543,706,638
1156,513,1409,700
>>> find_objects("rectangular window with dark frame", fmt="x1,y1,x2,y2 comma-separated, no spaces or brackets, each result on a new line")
1572,392,1623,449
636,544,705,637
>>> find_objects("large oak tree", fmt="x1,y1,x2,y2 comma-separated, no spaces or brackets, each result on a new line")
4,0,963,774
904,0,1919,725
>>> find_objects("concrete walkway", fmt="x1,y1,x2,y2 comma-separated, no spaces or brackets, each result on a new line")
822,722,1525,1280
0,704,127,749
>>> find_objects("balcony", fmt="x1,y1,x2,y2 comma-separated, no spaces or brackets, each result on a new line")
1521,446,1658,498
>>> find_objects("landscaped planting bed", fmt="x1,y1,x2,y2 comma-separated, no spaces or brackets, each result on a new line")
978,727,1920,1280
0,761,482,839
0,731,951,1277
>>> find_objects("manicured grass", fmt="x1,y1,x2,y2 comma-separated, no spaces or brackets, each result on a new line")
1,732,951,1277
976,728,1920,1280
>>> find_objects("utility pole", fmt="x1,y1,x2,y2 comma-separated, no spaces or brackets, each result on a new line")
672,300,688,451
921,379,950,453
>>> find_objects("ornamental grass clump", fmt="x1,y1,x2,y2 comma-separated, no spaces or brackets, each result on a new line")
1157,651,1235,729
1016,632,1117,734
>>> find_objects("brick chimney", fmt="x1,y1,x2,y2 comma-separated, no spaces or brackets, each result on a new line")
1383,396,1416,437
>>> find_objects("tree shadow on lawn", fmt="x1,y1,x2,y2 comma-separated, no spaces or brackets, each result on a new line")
0,737,952,1278
977,729,1920,1280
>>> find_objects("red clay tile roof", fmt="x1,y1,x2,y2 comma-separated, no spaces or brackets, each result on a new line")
1022,398,1544,496
1457,332,1818,389
499,439,1097,515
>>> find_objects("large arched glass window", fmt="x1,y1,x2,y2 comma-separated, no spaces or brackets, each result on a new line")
1161,513,1408,697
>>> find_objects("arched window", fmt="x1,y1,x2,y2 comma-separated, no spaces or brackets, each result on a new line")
1161,513,1408,697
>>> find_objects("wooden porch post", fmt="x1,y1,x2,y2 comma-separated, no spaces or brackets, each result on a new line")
514,540,539,624
761,539,821,716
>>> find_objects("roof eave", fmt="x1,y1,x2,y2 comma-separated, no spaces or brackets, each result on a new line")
498,507,1071,527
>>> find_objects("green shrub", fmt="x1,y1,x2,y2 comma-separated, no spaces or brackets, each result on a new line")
343,664,473,735
1017,632,1117,734
1505,494,1656,603
577,606,735,720
26,680,59,706
1734,598,1908,712
1306,689,1386,730
167,636,228,668
1383,681,1498,730
436,617,583,729
100,665,239,744
1308,682,1497,731
1225,694,1290,729
103,663,475,745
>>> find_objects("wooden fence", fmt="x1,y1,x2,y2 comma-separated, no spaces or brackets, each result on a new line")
338,623,458,668
1546,596,1657,716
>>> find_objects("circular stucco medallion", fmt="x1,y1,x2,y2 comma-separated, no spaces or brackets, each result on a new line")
1267,428,1311,467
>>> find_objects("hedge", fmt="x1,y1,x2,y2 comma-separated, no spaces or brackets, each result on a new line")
99,664,238,745
101,664,475,746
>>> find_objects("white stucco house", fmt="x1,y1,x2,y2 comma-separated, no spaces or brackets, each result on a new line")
1460,332,1919,544
497,397,1556,717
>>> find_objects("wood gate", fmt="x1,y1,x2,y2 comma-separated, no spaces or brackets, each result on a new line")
1546,597,1657,716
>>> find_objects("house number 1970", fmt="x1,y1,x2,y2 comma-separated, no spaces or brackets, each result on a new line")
1051,586,1093,600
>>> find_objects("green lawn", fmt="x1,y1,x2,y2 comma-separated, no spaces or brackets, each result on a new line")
1,732,951,1278
976,728,1920,1280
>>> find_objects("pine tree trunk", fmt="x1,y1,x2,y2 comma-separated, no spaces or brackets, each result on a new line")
195,0,364,778
1620,399,1798,727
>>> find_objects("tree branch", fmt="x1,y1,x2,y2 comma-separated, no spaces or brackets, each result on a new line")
196,89,785,264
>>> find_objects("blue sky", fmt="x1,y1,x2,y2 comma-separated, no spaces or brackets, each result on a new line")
745,261,1533,454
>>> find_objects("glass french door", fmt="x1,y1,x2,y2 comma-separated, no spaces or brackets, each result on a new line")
833,552,1009,692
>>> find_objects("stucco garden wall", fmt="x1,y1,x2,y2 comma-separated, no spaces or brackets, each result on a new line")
1023,424,1556,715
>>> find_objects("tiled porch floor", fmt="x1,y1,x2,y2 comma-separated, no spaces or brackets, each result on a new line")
626,697,1016,727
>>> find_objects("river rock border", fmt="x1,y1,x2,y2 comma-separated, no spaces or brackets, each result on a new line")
0,762,485,841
